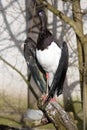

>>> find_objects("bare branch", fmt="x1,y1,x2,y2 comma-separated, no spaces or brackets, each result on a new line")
0,55,38,100
38,0,84,38
37,99,78,130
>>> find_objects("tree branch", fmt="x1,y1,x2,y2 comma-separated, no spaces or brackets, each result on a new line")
37,0,84,38
0,55,38,100
22,98,78,130
37,98,78,130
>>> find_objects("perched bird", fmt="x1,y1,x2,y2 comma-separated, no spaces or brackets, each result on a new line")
36,9,68,102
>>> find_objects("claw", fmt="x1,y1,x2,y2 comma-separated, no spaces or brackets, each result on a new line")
41,94,57,103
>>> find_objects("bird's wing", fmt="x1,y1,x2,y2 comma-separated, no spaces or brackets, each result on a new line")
24,37,46,93
24,37,36,62
45,41,68,102
56,42,68,96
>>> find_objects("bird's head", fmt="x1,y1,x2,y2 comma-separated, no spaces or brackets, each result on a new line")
37,9,46,17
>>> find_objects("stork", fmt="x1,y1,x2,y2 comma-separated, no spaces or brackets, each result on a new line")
36,9,68,102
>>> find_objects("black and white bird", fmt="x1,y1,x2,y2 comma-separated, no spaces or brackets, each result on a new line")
36,9,68,101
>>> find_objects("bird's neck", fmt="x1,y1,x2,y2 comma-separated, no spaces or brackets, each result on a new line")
39,15,47,32
37,30,53,50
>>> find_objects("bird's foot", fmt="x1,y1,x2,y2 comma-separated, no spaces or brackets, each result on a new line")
41,94,47,102
50,97,57,102
41,94,57,103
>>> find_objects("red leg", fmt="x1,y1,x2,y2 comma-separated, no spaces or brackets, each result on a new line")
41,94,57,103
41,73,57,103
46,73,49,79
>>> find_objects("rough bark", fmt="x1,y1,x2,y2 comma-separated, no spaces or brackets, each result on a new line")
38,99,78,130
22,99,78,130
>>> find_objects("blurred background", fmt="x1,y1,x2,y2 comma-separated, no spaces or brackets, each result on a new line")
0,0,87,129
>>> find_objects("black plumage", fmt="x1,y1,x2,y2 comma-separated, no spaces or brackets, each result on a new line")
24,37,46,93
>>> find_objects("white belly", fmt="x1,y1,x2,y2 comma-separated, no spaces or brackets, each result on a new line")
36,41,61,86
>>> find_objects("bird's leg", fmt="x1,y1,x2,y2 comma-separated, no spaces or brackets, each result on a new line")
42,73,57,103
46,72,49,94
41,73,49,102
46,73,56,102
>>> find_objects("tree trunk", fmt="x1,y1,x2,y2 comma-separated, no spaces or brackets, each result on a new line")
76,38,84,102
72,1,87,130
83,42,87,130
72,0,84,102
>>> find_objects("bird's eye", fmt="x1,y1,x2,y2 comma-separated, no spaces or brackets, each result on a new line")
39,12,42,16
